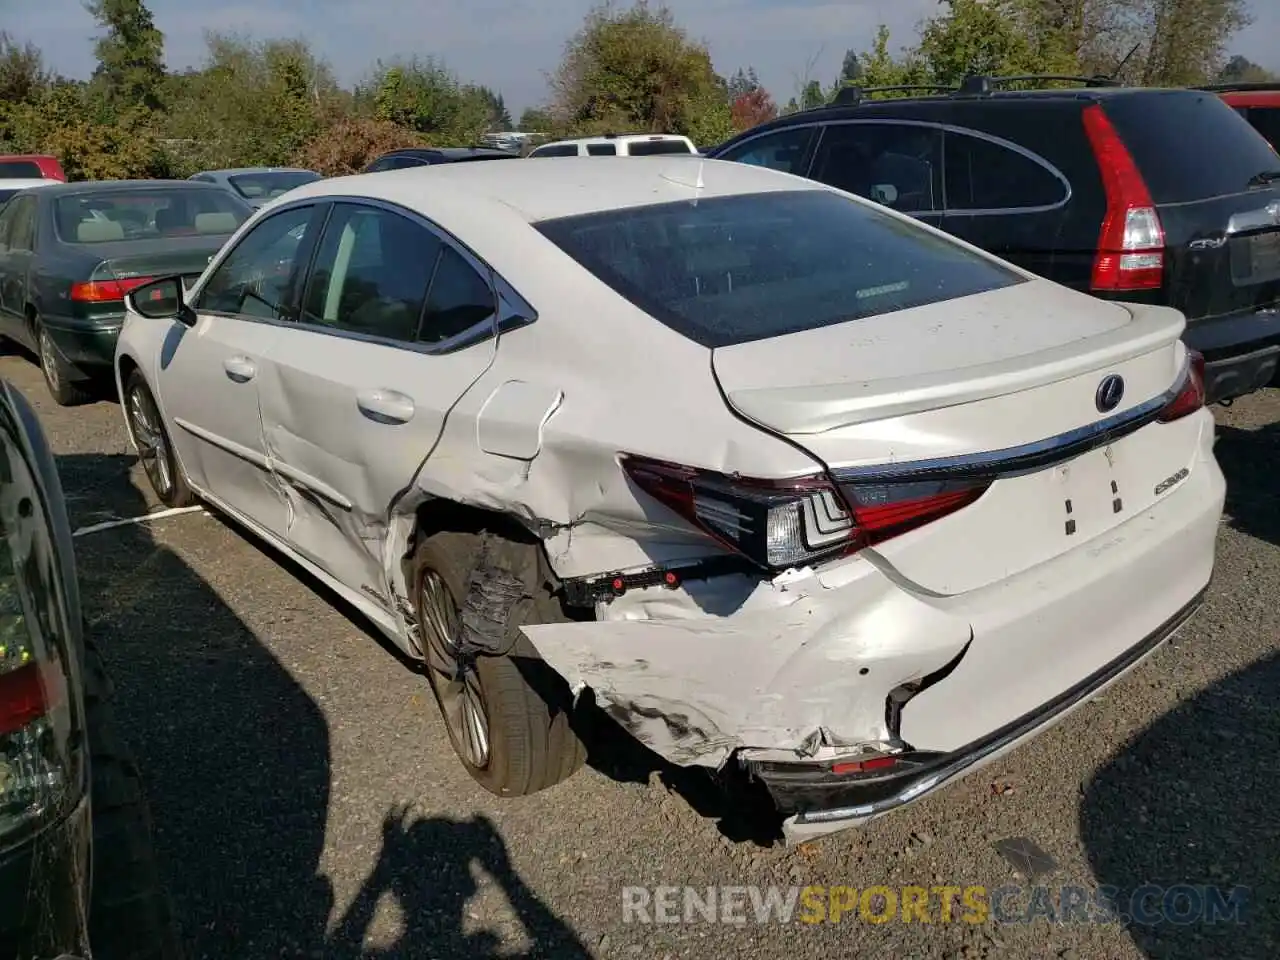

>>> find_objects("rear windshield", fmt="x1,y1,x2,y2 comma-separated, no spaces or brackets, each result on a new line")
536,189,1025,348
54,188,251,244
0,161,42,178
627,139,693,156
227,170,319,201
1104,92,1280,204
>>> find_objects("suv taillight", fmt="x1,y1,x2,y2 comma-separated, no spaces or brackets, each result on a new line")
1082,104,1166,292
620,455,988,570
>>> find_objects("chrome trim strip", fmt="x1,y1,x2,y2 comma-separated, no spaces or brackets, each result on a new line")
1227,199,1280,235
831,368,1185,484
173,416,271,471
789,588,1205,831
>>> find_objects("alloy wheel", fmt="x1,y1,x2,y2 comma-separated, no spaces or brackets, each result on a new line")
127,385,172,497
419,569,491,769
38,328,60,392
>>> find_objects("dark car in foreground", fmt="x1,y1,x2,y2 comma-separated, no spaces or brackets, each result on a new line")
362,146,517,172
0,180,253,405
0,379,179,959
709,77,1280,406
188,166,322,208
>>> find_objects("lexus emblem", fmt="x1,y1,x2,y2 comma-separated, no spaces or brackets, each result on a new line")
1096,374,1125,413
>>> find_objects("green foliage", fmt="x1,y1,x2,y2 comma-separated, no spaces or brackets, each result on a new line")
358,57,500,144
1218,54,1278,83
84,0,165,112
518,108,553,132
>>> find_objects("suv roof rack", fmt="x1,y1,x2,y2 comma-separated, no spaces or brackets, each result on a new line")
958,74,1123,95
1195,81,1280,93
829,84,958,107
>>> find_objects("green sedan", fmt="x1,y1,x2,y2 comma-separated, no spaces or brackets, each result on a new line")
0,179,253,405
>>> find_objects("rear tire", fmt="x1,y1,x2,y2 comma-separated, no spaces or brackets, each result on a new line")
83,633,184,960
412,530,586,797
35,317,94,407
123,370,195,509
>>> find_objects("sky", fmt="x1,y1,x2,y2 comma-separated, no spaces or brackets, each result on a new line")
5,0,1279,117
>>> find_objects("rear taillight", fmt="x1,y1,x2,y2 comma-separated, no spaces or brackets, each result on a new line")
1082,104,1165,292
70,275,157,303
1157,349,1207,422
620,455,988,571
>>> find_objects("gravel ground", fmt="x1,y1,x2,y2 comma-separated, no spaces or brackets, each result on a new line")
6,351,1278,960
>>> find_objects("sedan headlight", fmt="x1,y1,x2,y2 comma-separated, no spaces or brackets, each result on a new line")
0,413,79,844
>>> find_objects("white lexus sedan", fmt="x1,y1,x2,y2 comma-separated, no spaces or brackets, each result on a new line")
114,157,1224,840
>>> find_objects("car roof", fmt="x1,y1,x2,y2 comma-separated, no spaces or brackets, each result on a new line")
195,167,316,176
538,133,692,146
0,178,59,188
283,155,821,223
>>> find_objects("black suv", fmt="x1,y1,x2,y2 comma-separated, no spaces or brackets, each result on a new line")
0,379,179,959
362,147,517,173
708,77,1280,405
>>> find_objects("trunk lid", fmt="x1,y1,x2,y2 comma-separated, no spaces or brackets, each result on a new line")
93,235,225,286
712,280,1198,594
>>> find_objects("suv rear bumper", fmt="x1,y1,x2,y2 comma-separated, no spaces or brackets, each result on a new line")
1182,307,1280,402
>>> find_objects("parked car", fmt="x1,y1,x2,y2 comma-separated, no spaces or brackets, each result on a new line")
708,76,1280,406
0,378,179,959
362,147,517,173
0,155,66,182
526,133,697,157
1203,81,1280,148
0,179,253,405
113,157,1222,839
0,178,59,208
187,166,322,208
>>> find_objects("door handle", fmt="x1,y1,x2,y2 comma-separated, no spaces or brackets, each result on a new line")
223,356,256,383
356,388,415,425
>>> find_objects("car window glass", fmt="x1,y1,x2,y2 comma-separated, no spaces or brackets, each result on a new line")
196,205,313,319
531,144,578,158
0,200,17,248
587,143,617,156
718,128,816,175
626,139,694,156
301,204,441,342
944,133,1065,210
8,197,36,250
0,161,42,178
419,246,495,344
1244,106,1280,148
809,123,943,213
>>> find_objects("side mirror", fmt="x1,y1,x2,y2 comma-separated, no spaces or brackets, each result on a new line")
124,275,197,327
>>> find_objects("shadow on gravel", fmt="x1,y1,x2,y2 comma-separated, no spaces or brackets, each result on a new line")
1214,422,1280,547
1080,650,1280,959
59,451,595,958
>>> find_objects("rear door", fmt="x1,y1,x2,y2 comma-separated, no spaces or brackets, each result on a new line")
256,201,500,606
1103,92,1280,325
802,120,946,230
0,196,37,342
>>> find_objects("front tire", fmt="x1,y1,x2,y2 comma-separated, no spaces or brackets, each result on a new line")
412,531,585,797
36,318,94,407
123,370,195,508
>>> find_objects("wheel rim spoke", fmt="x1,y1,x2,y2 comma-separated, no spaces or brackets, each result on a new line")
419,569,490,769
128,388,171,495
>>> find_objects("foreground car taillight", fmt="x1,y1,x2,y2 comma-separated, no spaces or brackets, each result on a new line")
1157,350,1207,423
621,455,988,571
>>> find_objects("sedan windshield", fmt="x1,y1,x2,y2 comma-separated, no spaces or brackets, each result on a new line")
54,188,252,243
227,170,320,202
536,189,1025,348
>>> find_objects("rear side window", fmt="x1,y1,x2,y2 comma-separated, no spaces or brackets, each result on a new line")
626,139,693,156
716,128,816,175
1102,93,1280,203
944,133,1067,210
536,189,1024,348
530,144,579,158
0,161,42,178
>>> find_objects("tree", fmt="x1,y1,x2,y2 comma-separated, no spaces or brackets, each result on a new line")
1218,54,1278,83
359,57,493,144
916,0,1045,86
839,48,863,86
518,107,552,131
549,1,733,144
84,0,165,113
730,88,777,131
1137,0,1252,85
800,79,826,110
727,66,761,100
294,117,423,175
851,25,927,92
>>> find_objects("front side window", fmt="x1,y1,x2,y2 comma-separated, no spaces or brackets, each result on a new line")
808,123,943,213
944,133,1067,210
717,128,816,175
53,187,251,243
196,205,314,319
536,189,1024,348
300,204,441,342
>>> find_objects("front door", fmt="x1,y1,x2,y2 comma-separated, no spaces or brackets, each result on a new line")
159,202,321,539
256,201,500,604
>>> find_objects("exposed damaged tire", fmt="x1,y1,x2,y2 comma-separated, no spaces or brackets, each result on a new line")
412,530,585,797
83,633,184,960
124,370,195,509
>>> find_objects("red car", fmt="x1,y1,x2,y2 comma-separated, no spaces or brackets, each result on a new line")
0,153,67,181
1207,83,1280,149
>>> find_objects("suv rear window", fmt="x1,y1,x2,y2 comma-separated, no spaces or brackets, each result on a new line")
536,189,1024,348
1103,92,1280,204
627,139,693,157
0,161,42,178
